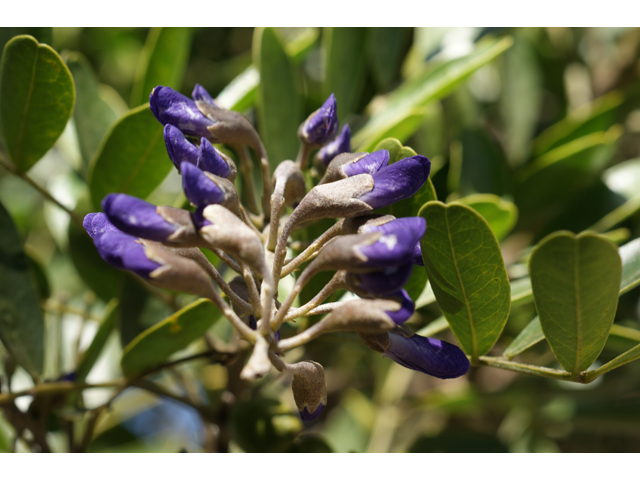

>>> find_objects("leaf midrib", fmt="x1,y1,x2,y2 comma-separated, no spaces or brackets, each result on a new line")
573,241,583,376
14,43,39,164
119,128,162,194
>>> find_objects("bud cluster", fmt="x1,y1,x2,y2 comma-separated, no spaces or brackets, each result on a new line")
84,84,470,422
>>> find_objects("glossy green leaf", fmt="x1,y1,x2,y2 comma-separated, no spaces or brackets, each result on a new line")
76,298,118,382
121,298,219,376
0,35,75,172
420,201,511,359
510,276,533,307
216,65,259,112
130,27,192,107
88,104,171,209
503,317,543,360
66,52,124,173
254,27,303,170
353,36,513,150
529,231,622,375
457,194,518,241
369,28,410,92
0,200,44,378
620,237,640,295
0,28,52,52
324,27,368,121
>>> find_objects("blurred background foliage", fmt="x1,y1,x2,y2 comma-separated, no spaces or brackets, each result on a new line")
1,27,640,453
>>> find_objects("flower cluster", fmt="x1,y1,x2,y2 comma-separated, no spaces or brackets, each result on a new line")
84,84,469,422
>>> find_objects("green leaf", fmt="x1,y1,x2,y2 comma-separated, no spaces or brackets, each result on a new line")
369,28,410,92
88,104,171,209
353,36,513,151
529,231,622,375
324,27,368,121
254,27,303,170
0,28,52,52
620,238,640,295
216,65,259,112
76,298,118,382
503,317,543,360
121,298,219,376
591,157,640,232
420,201,511,359
0,200,44,378
284,28,320,63
66,52,125,173
0,35,75,172
510,276,533,307
130,27,193,107
457,194,518,241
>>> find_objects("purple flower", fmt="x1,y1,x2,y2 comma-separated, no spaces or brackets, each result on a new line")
93,231,161,279
300,93,339,145
299,404,325,422
102,194,178,242
181,162,225,207
164,124,199,170
358,155,431,210
412,242,424,266
192,84,216,105
383,333,470,379
191,205,212,229
197,138,231,178
149,86,214,138
342,150,389,177
383,290,415,325
351,262,413,296
358,217,426,268
316,124,351,165
83,212,119,239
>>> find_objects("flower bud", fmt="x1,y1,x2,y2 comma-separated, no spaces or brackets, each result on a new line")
358,217,426,268
290,361,327,422
181,162,225,207
163,124,199,170
83,212,119,239
93,231,162,278
320,150,389,185
191,83,216,105
195,101,264,155
101,194,179,242
272,160,306,208
298,93,338,146
360,326,470,379
197,137,233,179
150,86,214,138
315,123,351,167
379,289,415,324
341,214,395,235
346,263,414,296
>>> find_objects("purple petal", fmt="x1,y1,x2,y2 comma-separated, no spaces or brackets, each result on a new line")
83,212,120,239
197,138,231,178
317,124,351,165
164,124,199,170
191,84,216,106
383,333,470,379
342,150,389,177
358,217,426,268
181,162,225,207
149,86,214,137
358,155,431,210
102,194,178,242
353,263,413,295
412,242,424,266
299,403,325,422
191,205,212,229
301,93,339,145
384,289,415,324
93,231,161,278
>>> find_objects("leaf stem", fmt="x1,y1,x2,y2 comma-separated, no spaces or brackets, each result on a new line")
476,356,572,381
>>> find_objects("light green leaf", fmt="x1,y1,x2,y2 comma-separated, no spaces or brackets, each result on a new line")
529,231,622,375
254,27,303,170
284,28,319,63
457,194,518,241
0,35,75,172
353,36,513,150
324,27,368,121
121,298,220,376
216,65,259,112
420,201,511,359
510,276,533,307
88,104,171,209
0,200,44,378
590,157,640,232
620,237,640,295
503,317,543,360
76,298,119,382
130,27,192,107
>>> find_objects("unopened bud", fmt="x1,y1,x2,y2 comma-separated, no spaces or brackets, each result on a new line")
290,361,327,422
319,150,389,185
196,101,264,156
298,94,338,147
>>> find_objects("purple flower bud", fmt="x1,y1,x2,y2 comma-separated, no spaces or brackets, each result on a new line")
383,333,470,379
191,84,216,106
350,262,413,296
149,86,214,138
181,162,225,207
191,205,212,229
300,403,325,422
342,149,389,177
316,124,351,165
299,93,339,145
383,290,415,325
358,155,431,210
93,231,161,278
83,212,119,239
358,217,426,268
102,194,178,242
197,138,231,178
412,242,424,266
164,124,199,170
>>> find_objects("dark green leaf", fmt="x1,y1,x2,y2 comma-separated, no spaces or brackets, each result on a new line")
254,27,303,170
0,200,44,377
457,194,518,241
420,201,511,359
0,28,52,52
369,28,411,92
121,298,219,376
324,27,368,121
529,231,622,375
0,35,75,171
130,27,193,107
76,298,118,382
88,104,171,209
25,251,50,301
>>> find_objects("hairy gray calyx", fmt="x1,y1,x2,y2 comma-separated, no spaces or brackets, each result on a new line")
197,101,263,156
290,361,327,414
318,152,368,185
